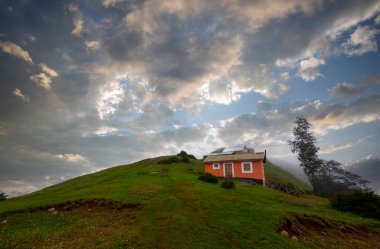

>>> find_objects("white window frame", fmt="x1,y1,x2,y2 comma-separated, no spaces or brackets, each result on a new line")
212,162,220,170
241,161,253,173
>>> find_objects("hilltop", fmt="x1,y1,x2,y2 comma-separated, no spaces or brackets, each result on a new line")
0,157,379,248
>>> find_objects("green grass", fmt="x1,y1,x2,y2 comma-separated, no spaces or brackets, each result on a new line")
265,161,312,192
0,157,379,248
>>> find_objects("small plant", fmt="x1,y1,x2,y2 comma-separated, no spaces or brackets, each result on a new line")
198,173,218,183
221,180,236,189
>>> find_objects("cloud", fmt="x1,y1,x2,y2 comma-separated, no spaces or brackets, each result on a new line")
376,14,380,24
0,125,8,136
341,25,379,56
101,0,123,8
30,63,59,90
67,4,84,37
0,40,33,63
330,82,362,98
84,40,100,52
55,153,89,164
346,155,380,192
320,135,373,154
12,88,30,102
298,56,325,81
39,63,58,77
30,73,52,89
96,80,125,119
312,95,380,134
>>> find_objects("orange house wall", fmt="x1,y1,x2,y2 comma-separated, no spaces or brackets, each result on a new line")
205,160,265,180
205,162,224,177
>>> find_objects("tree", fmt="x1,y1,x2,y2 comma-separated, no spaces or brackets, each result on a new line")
288,116,369,197
288,116,321,178
0,192,7,201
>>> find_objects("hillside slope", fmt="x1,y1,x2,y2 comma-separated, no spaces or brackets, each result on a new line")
0,157,379,249
265,161,312,192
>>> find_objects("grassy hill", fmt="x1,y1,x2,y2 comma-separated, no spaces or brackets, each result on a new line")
265,161,312,192
0,157,379,249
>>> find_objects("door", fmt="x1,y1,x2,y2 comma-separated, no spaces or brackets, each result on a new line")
224,163,233,178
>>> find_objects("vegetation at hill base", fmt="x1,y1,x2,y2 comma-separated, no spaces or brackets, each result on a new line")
1,157,379,249
289,116,379,220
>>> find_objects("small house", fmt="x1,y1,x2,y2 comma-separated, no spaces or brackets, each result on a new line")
203,145,266,186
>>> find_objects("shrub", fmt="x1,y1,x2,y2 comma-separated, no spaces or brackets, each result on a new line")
331,189,380,220
198,173,218,184
0,192,6,201
221,180,236,189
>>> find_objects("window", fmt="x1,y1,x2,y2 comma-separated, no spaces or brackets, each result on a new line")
212,163,220,169
241,162,253,173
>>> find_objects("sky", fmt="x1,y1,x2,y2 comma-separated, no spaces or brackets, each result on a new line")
1,0,380,196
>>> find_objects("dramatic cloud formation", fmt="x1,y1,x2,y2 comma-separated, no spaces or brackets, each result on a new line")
0,0,380,195
341,26,379,56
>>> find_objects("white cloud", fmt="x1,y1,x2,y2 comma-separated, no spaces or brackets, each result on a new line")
0,40,33,63
30,64,58,90
55,153,88,163
30,73,52,89
341,25,379,56
96,81,125,119
67,4,84,37
39,63,58,77
298,56,325,81
12,88,30,102
84,40,100,52
101,0,123,8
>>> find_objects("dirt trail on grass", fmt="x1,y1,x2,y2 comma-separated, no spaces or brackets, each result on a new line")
278,213,380,249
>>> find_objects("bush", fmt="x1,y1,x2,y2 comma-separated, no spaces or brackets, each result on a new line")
331,189,380,220
0,192,6,201
221,180,236,189
198,173,218,184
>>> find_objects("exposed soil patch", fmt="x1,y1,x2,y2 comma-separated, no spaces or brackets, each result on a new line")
0,198,141,218
277,213,380,248
0,199,143,249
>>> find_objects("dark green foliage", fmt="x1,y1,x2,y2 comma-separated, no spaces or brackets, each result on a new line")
177,150,196,160
0,192,6,201
331,189,380,220
158,152,196,164
288,116,369,197
221,180,236,189
198,173,218,184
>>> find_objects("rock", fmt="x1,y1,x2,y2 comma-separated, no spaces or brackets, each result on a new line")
88,209,92,211
52,211,58,215
280,230,289,237
1,220,7,224
291,236,298,241
47,207,55,213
